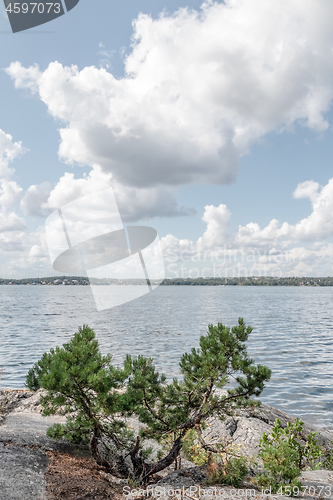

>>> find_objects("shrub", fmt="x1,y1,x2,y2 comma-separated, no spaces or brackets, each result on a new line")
182,428,250,487
256,418,323,495
256,439,302,494
322,447,333,470
182,429,211,466
206,454,249,487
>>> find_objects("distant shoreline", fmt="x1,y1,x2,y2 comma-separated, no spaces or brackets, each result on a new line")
0,276,333,286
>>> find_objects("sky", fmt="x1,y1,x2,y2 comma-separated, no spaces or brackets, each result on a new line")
1,0,333,279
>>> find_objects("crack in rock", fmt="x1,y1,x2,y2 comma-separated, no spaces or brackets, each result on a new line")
225,417,238,437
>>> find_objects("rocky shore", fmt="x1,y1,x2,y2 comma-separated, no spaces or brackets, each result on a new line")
1,389,333,500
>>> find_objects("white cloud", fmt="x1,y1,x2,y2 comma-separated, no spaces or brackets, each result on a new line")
6,61,41,94
0,180,23,207
197,204,231,250
0,211,26,232
0,130,26,234
98,43,115,70
235,178,333,244
293,180,319,202
0,227,53,277
6,0,333,188
0,128,24,179
24,165,193,222
20,181,52,217
3,172,333,277
4,0,333,277
161,177,333,277
112,181,195,221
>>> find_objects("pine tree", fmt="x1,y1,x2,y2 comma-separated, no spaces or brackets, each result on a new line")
26,325,136,476
124,318,271,480
26,319,271,482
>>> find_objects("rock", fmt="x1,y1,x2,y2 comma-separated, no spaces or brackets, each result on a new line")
300,469,333,483
0,389,89,500
1,388,332,500
0,411,89,455
203,415,273,457
248,402,333,449
152,394,333,499
153,466,333,500
0,441,48,500
100,471,128,484
0,388,49,417
156,466,208,488
200,394,333,457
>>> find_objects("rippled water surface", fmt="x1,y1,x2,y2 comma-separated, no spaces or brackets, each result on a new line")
0,285,332,428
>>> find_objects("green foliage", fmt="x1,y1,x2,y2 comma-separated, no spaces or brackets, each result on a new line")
256,418,323,495
182,429,249,486
46,416,93,444
125,318,271,443
25,319,271,480
206,455,248,487
220,456,248,487
321,447,333,470
256,440,302,494
26,325,132,448
302,431,323,470
182,429,211,466
127,477,141,488
182,429,247,469
178,428,250,487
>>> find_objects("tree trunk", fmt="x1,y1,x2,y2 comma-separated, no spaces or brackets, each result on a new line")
90,433,183,484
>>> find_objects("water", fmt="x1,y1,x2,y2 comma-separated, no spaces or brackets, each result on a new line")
0,285,332,428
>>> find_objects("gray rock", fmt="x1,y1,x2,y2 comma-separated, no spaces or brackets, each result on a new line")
0,390,89,500
203,415,273,457
201,395,333,457
247,403,333,449
1,388,333,500
100,471,128,484
0,389,36,415
300,469,333,483
156,466,208,488
154,395,333,499
0,441,48,500
0,411,89,455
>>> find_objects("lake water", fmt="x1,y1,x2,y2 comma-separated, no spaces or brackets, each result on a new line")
0,285,332,429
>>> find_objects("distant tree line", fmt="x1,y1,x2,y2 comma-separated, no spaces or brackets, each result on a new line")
1,276,333,286
0,276,89,285
161,277,333,286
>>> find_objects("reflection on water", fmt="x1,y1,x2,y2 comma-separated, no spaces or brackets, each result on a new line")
0,285,332,428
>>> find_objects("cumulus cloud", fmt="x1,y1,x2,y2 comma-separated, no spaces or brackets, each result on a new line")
20,181,52,217
24,165,194,222
235,178,333,245
0,129,24,178
0,212,25,232
0,226,53,277
6,0,333,188
0,180,23,207
161,177,333,277
112,182,195,221
5,0,333,277
0,130,26,233
197,204,231,250
293,180,320,202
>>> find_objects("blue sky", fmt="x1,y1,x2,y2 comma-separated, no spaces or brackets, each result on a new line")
1,0,333,278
